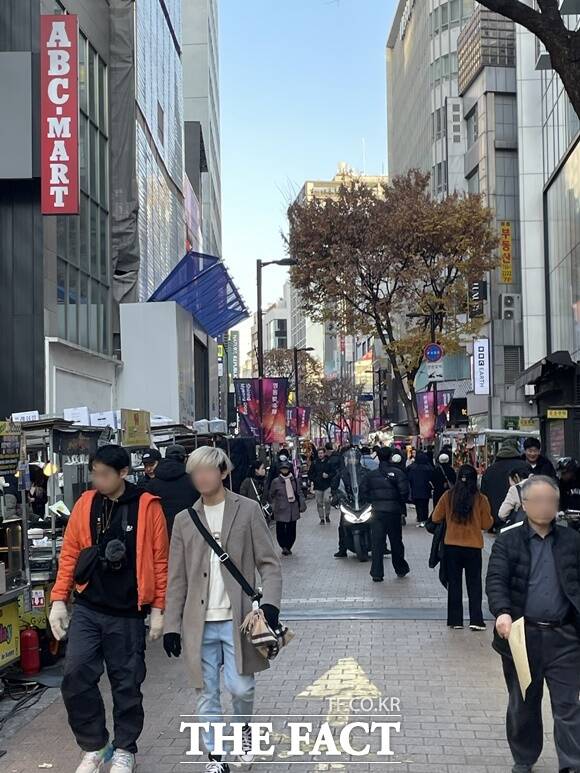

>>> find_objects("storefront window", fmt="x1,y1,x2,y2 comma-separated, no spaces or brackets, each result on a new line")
546,139,580,360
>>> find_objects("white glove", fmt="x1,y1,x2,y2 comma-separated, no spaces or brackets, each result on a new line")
149,607,164,641
49,601,70,641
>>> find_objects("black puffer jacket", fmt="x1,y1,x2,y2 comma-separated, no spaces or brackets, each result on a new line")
360,462,409,515
144,458,199,534
486,520,580,655
406,453,435,501
525,454,557,478
481,454,530,520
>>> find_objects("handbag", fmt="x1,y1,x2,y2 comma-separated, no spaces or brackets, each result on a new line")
188,507,294,659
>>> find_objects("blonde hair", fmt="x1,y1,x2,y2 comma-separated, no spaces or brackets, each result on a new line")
185,446,233,475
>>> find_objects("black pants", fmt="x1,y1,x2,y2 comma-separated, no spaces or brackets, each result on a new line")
61,603,147,753
414,498,430,522
444,545,484,627
370,512,409,579
502,623,580,770
276,521,297,550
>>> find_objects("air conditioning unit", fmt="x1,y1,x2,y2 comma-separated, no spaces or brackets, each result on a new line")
500,293,521,321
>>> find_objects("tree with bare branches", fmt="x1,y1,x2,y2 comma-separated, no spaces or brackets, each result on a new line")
287,171,498,433
262,348,322,402
477,0,580,118
308,374,368,442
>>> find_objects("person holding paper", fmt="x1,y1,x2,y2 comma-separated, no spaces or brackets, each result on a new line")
486,475,580,773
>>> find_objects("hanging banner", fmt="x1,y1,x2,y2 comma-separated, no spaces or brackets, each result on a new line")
417,391,435,441
286,407,312,438
473,338,491,395
41,15,79,215
234,379,289,444
0,422,22,475
500,221,513,284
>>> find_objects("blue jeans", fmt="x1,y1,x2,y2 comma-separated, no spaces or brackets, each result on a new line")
196,620,255,753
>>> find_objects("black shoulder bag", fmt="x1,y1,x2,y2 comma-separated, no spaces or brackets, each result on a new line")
187,507,294,659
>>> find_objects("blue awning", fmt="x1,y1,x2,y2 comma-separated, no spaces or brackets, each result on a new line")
148,251,249,338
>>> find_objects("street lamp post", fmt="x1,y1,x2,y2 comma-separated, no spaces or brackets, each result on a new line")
255,258,297,446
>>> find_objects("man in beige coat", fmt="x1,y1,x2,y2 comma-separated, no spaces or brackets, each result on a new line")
163,447,282,773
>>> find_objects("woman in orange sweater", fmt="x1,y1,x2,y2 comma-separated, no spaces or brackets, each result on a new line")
432,464,493,631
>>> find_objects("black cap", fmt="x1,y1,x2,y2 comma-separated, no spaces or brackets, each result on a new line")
165,444,187,461
279,459,292,470
142,448,162,465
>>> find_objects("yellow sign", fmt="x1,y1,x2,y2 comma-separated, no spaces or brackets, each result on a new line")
121,408,151,447
0,601,21,667
217,344,224,358
547,409,568,420
519,417,540,432
500,221,513,284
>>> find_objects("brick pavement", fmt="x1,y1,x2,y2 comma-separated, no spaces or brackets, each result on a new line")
0,501,560,772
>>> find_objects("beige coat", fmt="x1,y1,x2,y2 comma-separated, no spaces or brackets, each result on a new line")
164,489,283,688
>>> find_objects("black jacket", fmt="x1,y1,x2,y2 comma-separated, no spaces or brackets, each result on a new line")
525,454,557,478
432,464,457,507
560,470,580,511
308,458,333,491
486,519,580,655
481,456,530,520
406,454,434,501
240,475,266,504
144,459,199,534
360,461,409,515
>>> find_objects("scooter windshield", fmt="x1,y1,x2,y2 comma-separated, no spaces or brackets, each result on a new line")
344,449,361,511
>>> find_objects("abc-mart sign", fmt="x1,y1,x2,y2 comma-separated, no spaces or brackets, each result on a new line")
41,15,79,215
400,0,417,40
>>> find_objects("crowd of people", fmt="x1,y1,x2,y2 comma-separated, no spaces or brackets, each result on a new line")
45,436,580,773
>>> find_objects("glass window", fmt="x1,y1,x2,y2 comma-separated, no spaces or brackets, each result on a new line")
80,194,90,271
467,106,478,147
100,209,108,282
98,59,107,132
90,124,99,201
441,55,449,80
100,283,109,354
441,3,449,30
57,259,67,339
99,134,108,209
467,169,479,194
450,52,458,76
67,266,78,344
79,35,88,114
57,217,67,260
90,202,99,276
89,280,100,353
79,272,89,348
462,0,474,19
89,46,97,120
433,6,440,34
79,114,89,193
68,216,79,266
450,0,460,24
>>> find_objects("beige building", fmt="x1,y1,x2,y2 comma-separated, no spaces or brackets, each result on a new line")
296,162,388,204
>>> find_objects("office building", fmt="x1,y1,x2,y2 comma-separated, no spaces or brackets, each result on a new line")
387,0,475,194
182,0,222,257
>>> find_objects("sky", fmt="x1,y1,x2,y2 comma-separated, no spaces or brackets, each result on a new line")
220,0,397,335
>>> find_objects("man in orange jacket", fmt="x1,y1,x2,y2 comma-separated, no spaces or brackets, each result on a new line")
49,444,169,773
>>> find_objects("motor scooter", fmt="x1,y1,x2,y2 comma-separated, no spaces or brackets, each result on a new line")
335,449,373,562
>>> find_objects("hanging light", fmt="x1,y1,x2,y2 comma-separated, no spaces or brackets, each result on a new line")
43,461,60,477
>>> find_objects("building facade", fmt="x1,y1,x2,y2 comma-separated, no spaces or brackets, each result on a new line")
182,0,222,257
387,0,475,195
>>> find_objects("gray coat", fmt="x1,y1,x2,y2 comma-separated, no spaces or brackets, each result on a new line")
268,475,304,522
163,490,283,688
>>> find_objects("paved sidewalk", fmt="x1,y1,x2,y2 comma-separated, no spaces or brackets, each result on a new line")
0,501,560,772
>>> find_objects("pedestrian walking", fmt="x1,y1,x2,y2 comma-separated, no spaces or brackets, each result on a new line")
498,468,530,525
406,451,434,526
522,436,557,478
481,439,529,528
360,447,410,581
48,445,169,773
139,448,162,483
163,446,282,773
308,446,333,524
268,459,306,555
239,460,268,510
432,452,457,507
143,444,199,536
431,465,493,630
486,475,580,773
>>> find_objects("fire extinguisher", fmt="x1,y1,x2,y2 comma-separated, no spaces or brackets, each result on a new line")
20,627,41,675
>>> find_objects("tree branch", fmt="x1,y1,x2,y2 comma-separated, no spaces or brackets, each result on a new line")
477,0,564,40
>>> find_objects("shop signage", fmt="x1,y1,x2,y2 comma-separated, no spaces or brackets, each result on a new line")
10,410,40,423
469,281,487,319
40,15,79,215
547,408,569,420
121,409,151,447
473,338,490,395
519,417,540,432
0,422,21,475
0,601,20,667
500,221,513,284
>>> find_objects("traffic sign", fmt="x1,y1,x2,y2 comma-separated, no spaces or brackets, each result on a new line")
426,362,444,382
424,342,444,363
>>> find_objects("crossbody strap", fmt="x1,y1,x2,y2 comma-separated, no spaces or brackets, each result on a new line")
187,507,262,602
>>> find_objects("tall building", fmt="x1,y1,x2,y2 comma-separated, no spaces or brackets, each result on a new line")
515,12,580,458
290,163,389,377
249,283,292,375
387,0,475,194
457,8,533,429
182,0,222,257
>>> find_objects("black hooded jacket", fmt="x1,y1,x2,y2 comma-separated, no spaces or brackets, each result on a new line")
360,461,409,515
481,447,530,520
144,458,198,533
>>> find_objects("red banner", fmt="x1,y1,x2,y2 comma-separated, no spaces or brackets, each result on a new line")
41,15,79,215
286,407,311,438
234,378,289,444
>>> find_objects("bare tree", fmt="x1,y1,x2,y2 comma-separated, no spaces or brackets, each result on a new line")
477,0,580,117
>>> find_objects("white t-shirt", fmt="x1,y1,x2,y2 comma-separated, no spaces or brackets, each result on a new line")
203,501,232,621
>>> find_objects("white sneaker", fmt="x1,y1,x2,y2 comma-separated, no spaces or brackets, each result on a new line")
110,749,136,772
75,745,113,773
237,723,254,764
206,758,230,772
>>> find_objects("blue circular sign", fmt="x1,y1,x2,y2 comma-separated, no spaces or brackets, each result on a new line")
424,343,444,363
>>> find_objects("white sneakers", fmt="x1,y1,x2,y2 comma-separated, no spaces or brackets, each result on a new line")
110,750,136,772
74,745,113,773
74,746,134,773
237,724,254,764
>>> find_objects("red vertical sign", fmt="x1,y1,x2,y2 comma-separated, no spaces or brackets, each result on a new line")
40,15,79,215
